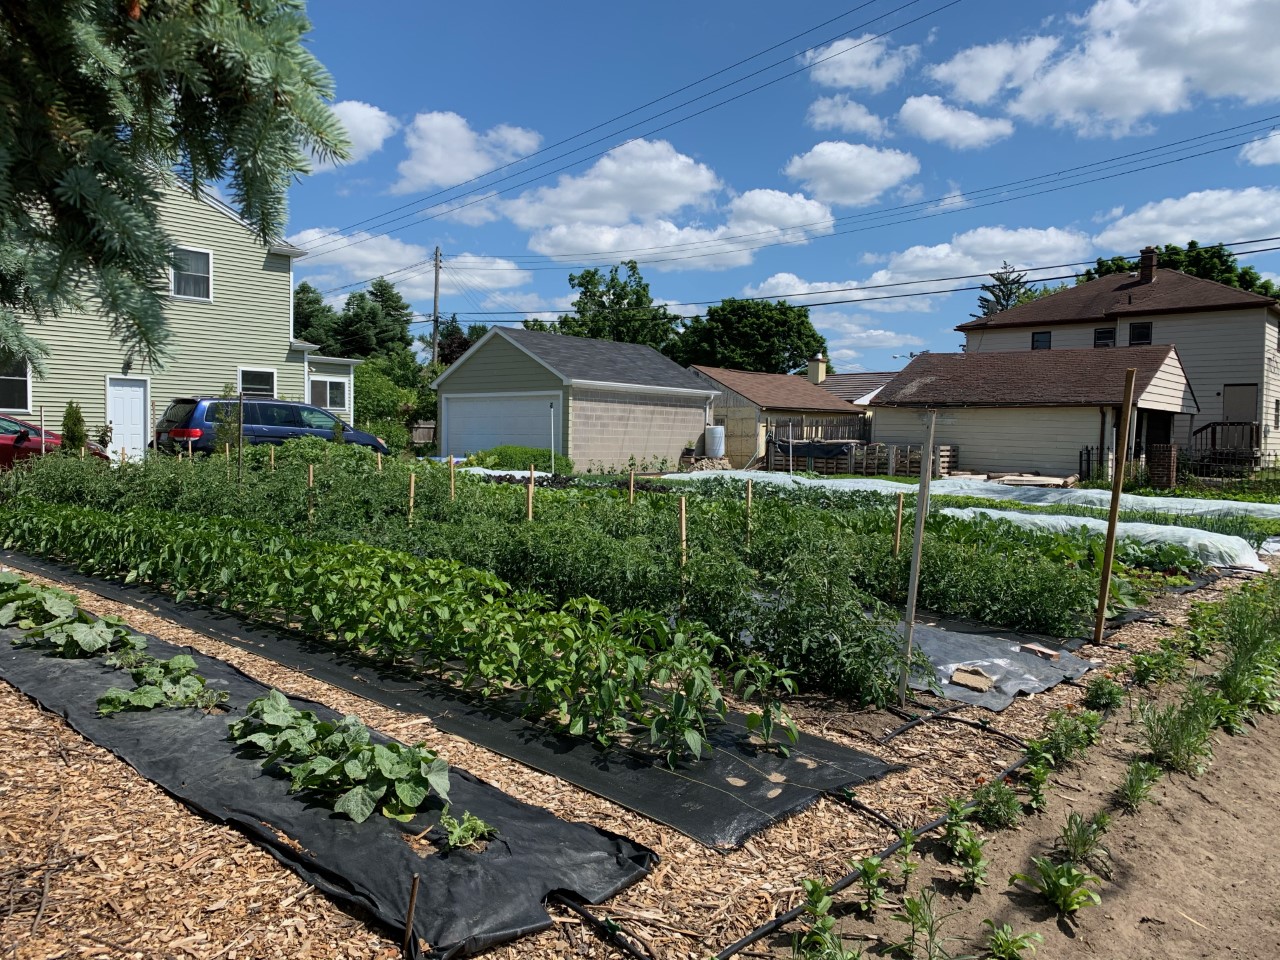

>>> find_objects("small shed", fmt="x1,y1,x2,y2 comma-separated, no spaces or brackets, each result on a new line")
433,327,717,470
870,346,1199,477
689,364,865,468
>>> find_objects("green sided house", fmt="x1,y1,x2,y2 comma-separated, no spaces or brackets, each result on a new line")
0,184,358,460
433,327,718,470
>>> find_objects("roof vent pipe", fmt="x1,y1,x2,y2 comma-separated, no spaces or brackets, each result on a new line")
1139,246,1158,284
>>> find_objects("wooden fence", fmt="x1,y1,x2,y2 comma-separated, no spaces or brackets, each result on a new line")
766,439,959,478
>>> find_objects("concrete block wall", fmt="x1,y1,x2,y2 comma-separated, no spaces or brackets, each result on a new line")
569,389,707,471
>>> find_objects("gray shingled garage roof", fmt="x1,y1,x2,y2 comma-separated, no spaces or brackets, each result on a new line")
440,327,716,393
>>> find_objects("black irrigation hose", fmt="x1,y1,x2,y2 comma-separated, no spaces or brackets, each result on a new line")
832,791,904,836
713,753,1032,960
879,703,966,742
547,893,653,960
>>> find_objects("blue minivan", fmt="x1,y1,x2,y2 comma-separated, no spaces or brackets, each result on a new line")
154,397,389,455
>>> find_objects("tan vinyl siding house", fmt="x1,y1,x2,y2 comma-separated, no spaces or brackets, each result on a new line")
433,328,716,471
871,346,1198,477
958,249,1280,456
3,185,348,459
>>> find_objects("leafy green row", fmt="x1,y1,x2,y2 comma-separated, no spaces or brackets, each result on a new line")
0,500,764,764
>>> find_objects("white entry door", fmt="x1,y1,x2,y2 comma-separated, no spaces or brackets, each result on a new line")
106,377,149,461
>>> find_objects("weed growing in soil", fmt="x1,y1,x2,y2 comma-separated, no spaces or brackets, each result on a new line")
1139,682,1217,775
791,878,863,960
970,780,1021,830
888,888,969,959
1008,857,1101,916
981,920,1043,960
1114,760,1162,812
1053,811,1112,878
436,807,497,850
1082,675,1125,711
852,855,891,914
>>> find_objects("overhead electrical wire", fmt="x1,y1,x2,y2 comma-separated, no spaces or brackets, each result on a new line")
317,123,1280,296
301,0,963,259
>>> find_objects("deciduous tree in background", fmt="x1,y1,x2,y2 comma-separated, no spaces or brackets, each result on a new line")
1078,241,1279,297
526,260,680,352
667,299,829,374
0,0,349,370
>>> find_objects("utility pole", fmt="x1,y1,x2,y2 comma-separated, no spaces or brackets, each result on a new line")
431,246,442,364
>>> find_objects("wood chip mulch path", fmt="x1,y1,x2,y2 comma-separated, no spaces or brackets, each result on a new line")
0,566,1252,960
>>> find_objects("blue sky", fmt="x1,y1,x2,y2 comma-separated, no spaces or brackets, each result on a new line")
285,0,1280,372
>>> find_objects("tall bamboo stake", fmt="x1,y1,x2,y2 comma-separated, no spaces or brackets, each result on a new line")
526,464,535,521
402,873,421,955
377,451,383,472
39,406,45,455
1094,368,1138,645
237,392,245,483
745,478,753,549
893,492,905,557
269,445,275,471
679,496,688,567
629,469,635,505
408,471,416,525
449,456,456,501
307,463,315,528
898,410,937,707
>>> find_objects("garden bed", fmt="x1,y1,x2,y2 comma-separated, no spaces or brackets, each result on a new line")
2,558,1263,959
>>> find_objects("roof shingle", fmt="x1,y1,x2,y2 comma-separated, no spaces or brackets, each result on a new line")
497,327,713,392
821,371,898,403
956,269,1276,332
691,365,859,413
871,346,1183,407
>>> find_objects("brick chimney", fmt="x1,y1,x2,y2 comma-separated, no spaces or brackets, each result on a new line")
1139,245,1158,284
807,352,827,384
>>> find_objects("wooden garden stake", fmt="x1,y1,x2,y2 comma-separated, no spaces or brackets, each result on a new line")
745,478,753,549
408,471,416,525
377,451,383,472
1094,368,1138,645
402,873,421,955
307,463,315,528
187,437,193,458
79,447,85,460
893,492,905,557
449,456,456,501
224,442,230,462
898,410,936,707
629,469,635,505
679,496,688,567
39,406,45,455
269,445,275,471
526,464,535,521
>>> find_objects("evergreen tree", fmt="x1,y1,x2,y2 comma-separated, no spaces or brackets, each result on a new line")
330,292,385,358
971,262,1033,318
366,277,415,351
668,299,828,374
59,401,87,453
0,1,349,370
293,282,340,354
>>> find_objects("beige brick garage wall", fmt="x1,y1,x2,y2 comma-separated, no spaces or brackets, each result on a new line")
569,389,707,471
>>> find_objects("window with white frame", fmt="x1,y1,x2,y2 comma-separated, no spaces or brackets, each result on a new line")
310,378,348,412
238,368,276,397
172,248,211,299
0,357,29,410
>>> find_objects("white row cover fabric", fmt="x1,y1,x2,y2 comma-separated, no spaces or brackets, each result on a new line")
662,470,913,496
941,506,1266,571
928,476,1280,520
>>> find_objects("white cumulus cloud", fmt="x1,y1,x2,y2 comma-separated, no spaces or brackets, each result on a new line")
898,95,1014,149
503,139,721,229
927,36,1059,104
1093,187,1280,252
313,101,400,172
805,95,888,138
1240,132,1280,166
803,35,920,93
393,111,540,194
784,142,920,206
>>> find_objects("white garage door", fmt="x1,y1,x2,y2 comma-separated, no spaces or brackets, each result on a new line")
444,394,558,457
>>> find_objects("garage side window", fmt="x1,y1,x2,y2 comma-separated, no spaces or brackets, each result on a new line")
0,357,29,410
1031,331,1051,350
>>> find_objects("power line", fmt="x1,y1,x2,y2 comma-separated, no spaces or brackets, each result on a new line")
301,0,962,260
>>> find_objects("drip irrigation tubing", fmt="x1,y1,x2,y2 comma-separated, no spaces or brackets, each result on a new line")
713,753,1032,960
547,893,653,960
831,791,904,836
898,701,1029,750
879,703,966,742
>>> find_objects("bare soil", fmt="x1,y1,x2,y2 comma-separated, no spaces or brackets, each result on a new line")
1,565,1277,960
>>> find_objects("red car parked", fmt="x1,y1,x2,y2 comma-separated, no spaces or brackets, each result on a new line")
0,414,109,470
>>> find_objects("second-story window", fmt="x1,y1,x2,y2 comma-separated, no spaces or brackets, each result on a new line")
1094,328,1115,348
1031,331,1051,350
172,248,212,300
1129,321,1152,346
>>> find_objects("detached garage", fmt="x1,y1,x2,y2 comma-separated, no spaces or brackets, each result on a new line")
433,327,717,470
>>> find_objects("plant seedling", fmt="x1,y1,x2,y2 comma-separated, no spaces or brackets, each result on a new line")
888,888,972,960
1009,857,1101,916
981,919,1043,960
436,806,498,850
1139,683,1216,775
791,877,862,960
944,824,988,892
897,827,919,888
97,653,228,716
970,780,1021,830
1082,675,1125,711
1020,761,1050,813
1114,759,1162,812
1053,811,1112,878
852,855,891,914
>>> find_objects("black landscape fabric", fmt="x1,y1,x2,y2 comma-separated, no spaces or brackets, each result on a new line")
0,551,899,849
904,621,1094,711
0,626,654,958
